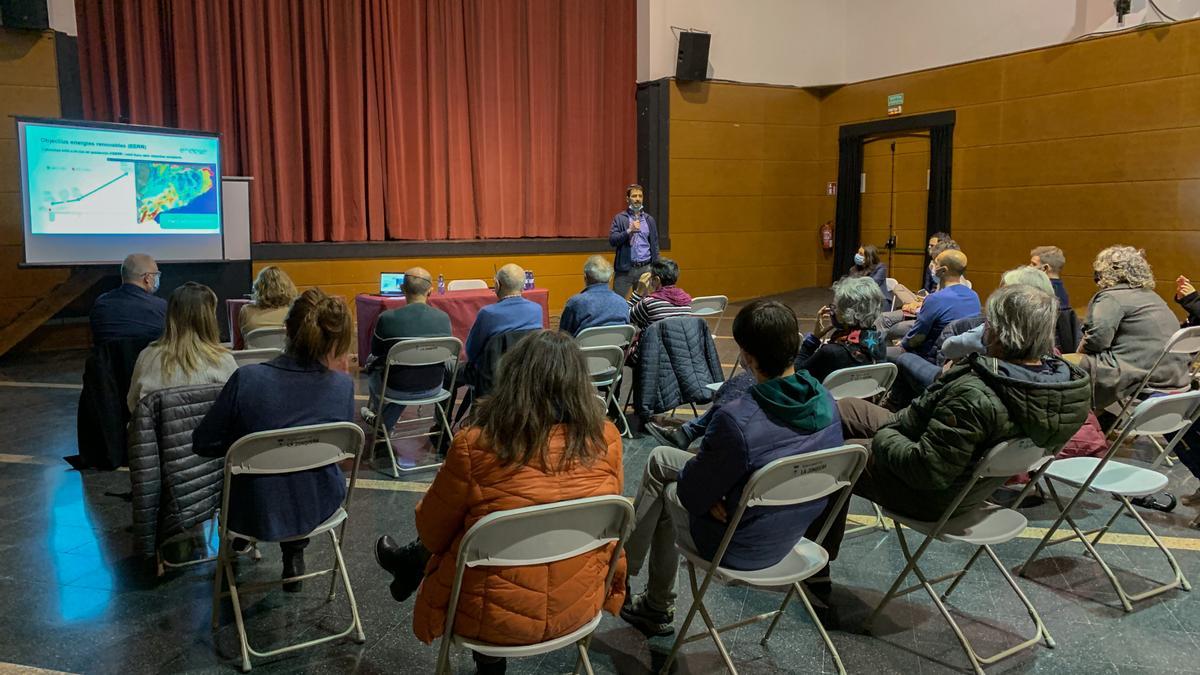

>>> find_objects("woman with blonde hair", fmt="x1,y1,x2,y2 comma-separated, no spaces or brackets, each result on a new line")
238,265,299,336
127,282,237,412
193,288,355,591
1071,245,1189,411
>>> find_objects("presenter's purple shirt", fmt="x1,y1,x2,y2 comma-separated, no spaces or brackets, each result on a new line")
630,212,652,263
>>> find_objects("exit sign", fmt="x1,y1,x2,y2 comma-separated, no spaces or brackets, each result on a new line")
887,93,904,107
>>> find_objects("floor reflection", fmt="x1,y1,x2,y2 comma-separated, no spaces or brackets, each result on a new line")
49,470,112,621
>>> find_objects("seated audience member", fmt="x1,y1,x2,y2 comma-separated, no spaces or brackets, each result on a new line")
192,288,355,592
463,263,543,364
363,267,452,430
558,255,630,336
1030,245,1070,309
127,282,237,412
847,244,891,307
372,331,624,674
239,266,299,337
833,285,1090,535
880,236,960,340
1171,278,1200,509
90,253,167,344
892,249,980,362
1069,246,1189,411
628,257,693,330
646,278,883,450
620,300,844,636
937,266,1055,364
1177,275,1200,327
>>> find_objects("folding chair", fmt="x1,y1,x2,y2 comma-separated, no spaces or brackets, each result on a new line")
447,278,489,291
886,278,900,311
574,324,636,351
690,295,729,339
662,444,869,675
821,363,898,536
869,438,1054,675
581,345,631,437
211,422,367,672
1105,326,1200,466
231,347,282,368
434,495,635,675
369,337,461,477
1019,391,1200,611
890,281,919,310
243,327,286,349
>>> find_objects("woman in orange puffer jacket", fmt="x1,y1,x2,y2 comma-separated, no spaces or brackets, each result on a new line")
374,330,625,673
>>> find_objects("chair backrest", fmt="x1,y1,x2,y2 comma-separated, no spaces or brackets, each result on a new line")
469,329,539,397
381,336,462,394
1165,326,1200,356
580,345,625,386
891,282,919,306
885,277,899,291
231,347,282,368
689,295,728,317
447,279,489,291
224,422,364,476
820,363,897,401
243,326,287,349
972,437,1048,479
575,324,636,350
441,495,635,650
1125,390,1200,438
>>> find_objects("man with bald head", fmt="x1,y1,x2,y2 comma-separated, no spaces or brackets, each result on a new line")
463,263,543,363
366,267,453,430
89,253,167,344
893,248,980,363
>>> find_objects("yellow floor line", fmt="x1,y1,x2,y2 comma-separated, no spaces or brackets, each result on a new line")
845,514,1200,551
0,381,83,390
0,663,77,675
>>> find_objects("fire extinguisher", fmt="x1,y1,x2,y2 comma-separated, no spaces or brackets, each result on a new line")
820,220,834,251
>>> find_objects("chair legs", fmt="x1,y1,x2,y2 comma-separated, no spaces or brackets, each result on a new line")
661,561,845,675
1019,480,1191,612
372,404,449,477
870,525,1053,675
845,503,890,537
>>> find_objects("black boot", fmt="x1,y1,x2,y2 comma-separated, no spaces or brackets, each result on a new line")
281,542,307,593
375,535,431,602
471,651,507,675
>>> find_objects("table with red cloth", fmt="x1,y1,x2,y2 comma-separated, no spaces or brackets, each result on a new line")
226,298,251,349
355,288,550,365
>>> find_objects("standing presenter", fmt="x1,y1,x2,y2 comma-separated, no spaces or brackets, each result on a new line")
609,183,659,298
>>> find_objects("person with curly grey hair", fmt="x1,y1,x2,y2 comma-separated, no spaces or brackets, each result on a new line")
1068,245,1189,411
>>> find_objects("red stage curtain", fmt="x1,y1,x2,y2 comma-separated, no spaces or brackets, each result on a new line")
76,0,637,244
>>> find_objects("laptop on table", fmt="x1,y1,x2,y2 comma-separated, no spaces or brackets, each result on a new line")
380,272,405,296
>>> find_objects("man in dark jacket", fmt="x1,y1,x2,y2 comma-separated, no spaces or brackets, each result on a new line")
833,284,1091,532
620,300,844,637
609,183,659,298
89,253,167,344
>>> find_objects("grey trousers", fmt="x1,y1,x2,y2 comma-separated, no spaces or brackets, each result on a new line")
624,445,698,613
613,263,652,299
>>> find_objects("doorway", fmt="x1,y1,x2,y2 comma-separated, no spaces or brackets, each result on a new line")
859,133,930,293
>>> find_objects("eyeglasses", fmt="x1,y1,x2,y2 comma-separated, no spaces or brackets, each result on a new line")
145,271,162,278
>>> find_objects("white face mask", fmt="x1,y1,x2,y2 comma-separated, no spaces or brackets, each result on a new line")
854,253,866,266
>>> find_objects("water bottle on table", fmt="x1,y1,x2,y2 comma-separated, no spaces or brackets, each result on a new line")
524,271,533,291
437,274,446,295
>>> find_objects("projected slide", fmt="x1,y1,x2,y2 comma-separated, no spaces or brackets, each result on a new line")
22,122,220,235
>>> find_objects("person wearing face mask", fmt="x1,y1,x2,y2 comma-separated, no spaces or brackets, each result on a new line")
609,183,660,298
89,253,168,344
889,249,980,364
921,232,950,293
879,236,962,341
847,244,891,307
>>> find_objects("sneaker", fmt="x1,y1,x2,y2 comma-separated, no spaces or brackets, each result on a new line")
620,592,675,637
1183,488,1200,507
646,422,690,450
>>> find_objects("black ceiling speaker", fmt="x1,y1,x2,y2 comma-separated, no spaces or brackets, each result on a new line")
676,31,710,81
0,0,50,30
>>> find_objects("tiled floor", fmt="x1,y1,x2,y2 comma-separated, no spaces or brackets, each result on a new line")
2,288,1200,673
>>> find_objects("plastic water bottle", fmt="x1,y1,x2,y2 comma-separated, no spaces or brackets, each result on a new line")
524,271,534,291
437,274,446,295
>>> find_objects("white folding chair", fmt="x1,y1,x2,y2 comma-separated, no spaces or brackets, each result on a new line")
690,295,729,339
869,439,1054,675
1106,326,1200,466
211,422,366,672
574,324,635,351
1019,391,1200,611
434,495,635,675
447,279,489,291
885,278,900,310
662,444,869,675
890,281,919,309
581,345,631,437
243,326,286,349
821,363,898,536
370,337,462,477
231,347,282,368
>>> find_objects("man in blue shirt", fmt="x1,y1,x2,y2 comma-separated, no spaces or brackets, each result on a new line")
89,253,167,344
609,184,659,298
463,263,543,363
894,249,980,363
558,255,629,336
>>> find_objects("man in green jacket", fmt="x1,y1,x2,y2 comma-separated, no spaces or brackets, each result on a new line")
835,284,1092,527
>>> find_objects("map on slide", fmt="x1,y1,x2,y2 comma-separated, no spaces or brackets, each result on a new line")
134,161,217,224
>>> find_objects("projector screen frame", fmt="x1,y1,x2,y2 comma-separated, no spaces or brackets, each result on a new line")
15,115,226,268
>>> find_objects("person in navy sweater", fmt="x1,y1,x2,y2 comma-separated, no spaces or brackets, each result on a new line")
89,253,167,344
847,244,891,307
620,299,844,637
558,256,630,336
193,288,355,592
609,184,659,298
